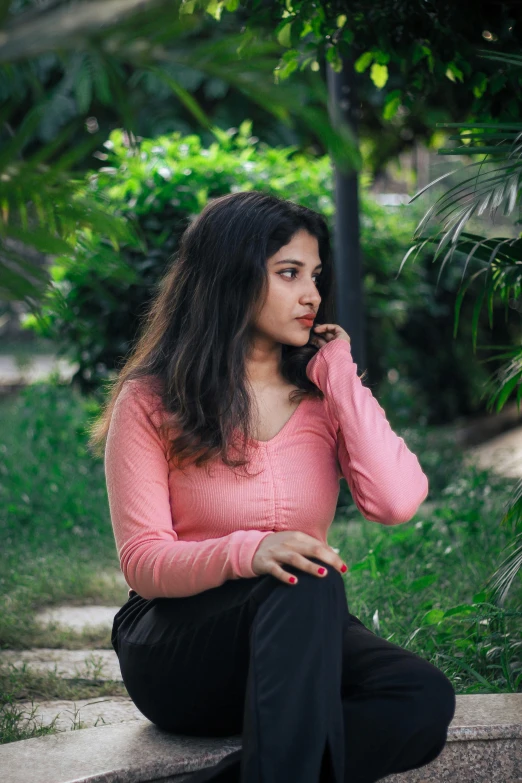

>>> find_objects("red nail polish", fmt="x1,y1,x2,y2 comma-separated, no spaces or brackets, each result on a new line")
341,564,347,573
289,576,296,583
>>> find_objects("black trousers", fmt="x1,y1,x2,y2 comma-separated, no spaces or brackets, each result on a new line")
111,556,456,783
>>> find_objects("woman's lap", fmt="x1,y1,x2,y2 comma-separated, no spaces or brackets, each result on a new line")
112,566,455,738
113,573,274,734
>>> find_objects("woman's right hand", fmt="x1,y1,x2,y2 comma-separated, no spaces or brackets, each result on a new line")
251,530,348,584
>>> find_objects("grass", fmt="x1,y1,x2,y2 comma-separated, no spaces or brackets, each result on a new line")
0,664,124,742
0,661,127,702
330,425,522,695
1,702,104,741
0,383,126,651
0,380,521,744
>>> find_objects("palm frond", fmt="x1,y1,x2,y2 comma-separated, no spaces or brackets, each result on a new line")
0,110,140,307
402,233,522,358
478,343,522,413
404,50,522,604
476,49,522,69
0,241,51,301
484,530,522,606
402,113,522,315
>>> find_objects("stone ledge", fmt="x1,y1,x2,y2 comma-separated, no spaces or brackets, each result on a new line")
0,724,239,783
1,694,521,783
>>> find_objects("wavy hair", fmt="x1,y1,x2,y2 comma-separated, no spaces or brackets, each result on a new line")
88,190,337,474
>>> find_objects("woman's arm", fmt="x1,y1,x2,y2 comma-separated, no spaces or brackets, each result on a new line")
306,339,429,524
104,381,273,599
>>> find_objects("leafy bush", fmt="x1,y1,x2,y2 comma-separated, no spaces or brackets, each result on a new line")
25,121,515,425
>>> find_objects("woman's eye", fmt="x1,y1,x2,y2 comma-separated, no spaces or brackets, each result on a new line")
280,269,321,284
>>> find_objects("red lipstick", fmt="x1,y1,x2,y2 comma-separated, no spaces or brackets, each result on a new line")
296,315,315,326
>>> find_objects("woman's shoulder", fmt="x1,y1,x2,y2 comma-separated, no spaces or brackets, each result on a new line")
123,374,163,399
118,375,168,427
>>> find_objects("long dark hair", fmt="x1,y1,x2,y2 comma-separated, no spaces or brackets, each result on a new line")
89,190,337,474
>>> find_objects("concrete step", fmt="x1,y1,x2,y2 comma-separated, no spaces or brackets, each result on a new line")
463,424,522,479
1,693,521,783
34,605,121,632
14,696,145,732
0,649,122,682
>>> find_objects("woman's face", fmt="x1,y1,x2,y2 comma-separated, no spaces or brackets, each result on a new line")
253,228,323,348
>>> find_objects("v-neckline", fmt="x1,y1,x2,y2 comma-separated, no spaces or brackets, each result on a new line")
240,395,309,447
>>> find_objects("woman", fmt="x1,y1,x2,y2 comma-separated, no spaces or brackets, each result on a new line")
90,190,456,783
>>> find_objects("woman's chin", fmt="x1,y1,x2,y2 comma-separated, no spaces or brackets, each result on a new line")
280,335,312,348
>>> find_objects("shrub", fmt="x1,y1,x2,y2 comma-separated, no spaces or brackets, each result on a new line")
24,121,513,425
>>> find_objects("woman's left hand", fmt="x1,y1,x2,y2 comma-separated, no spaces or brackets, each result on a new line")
310,323,351,350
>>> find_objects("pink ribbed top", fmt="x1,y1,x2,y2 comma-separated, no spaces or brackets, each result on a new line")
104,339,429,599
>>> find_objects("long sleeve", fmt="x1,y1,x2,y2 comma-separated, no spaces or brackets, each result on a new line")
306,339,429,524
104,381,274,599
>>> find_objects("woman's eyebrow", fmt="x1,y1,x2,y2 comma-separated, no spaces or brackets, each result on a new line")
274,259,323,269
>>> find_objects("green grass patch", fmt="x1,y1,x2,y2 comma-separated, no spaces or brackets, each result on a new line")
0,383,125,651
329,427,522,695
0,661,126,702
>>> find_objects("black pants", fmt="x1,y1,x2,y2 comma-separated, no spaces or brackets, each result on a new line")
111,556,456,783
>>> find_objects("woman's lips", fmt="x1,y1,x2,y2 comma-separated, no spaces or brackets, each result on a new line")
296,317,315,326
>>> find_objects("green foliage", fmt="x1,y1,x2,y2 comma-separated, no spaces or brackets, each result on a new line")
399,51,522,610
0,0,359,307
23,125,514,428
211,0,522,125
4,0,520,311
0,104,138,304
392,54,522,429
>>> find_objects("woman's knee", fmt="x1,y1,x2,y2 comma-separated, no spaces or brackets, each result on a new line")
251,554,348,627
288,554,346,591
412,663,457,731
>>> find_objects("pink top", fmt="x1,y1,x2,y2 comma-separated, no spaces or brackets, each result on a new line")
104,339,429,599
